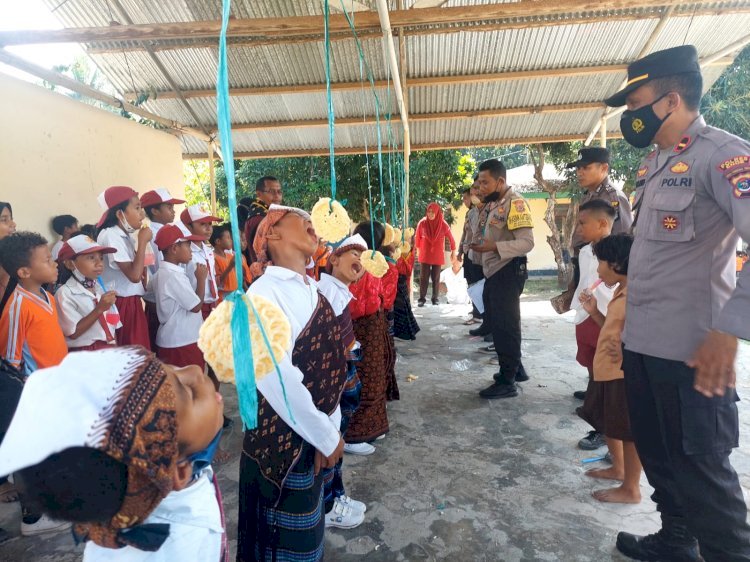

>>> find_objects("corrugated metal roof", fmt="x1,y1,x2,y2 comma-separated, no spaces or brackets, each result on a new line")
31,0,750,156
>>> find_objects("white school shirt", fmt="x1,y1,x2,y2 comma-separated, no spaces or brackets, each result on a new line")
97,227,146,297
83,469,223,562
143,221,166,304
55,276,121,347
439,267,471,305
51,240,63,261
571,243,615,325
317,273,353,316
153,262,202,349
186,242,218,305
248,266,342,457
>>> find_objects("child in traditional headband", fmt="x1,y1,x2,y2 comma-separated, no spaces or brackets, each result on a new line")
0,347,226,560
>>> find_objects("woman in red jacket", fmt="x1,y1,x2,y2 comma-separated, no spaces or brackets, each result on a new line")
415,203,456,306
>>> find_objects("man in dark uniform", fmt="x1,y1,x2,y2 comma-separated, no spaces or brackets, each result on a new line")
241,176,283,264
470,159,534,399
605,45,750,561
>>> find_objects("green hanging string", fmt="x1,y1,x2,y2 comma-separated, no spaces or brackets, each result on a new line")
217,0,294,430
323,0,337,202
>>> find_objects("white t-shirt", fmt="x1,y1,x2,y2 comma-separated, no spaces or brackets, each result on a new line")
83,469,223,562
186,242,218,305
439,267,470,305
153,262,202,348
56,276,121,348
572,243,615,325
317,273,353,316
51,240,63,261
248,267,341,456
97,227,146,297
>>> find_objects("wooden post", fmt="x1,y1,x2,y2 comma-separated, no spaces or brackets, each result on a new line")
208,142,217,216
599,116,607,148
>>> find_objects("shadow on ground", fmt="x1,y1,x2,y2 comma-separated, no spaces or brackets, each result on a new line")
2,288,749,561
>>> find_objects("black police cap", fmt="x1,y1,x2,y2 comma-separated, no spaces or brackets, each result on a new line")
566,147,610,169
604,45,701,107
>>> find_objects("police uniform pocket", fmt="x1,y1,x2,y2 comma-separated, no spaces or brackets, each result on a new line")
646,189,696,242
678,385,739,456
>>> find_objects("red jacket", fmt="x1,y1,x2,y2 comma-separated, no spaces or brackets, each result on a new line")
349,272,382,319
396,251,415,277
415,204,456,266
382,261,398,310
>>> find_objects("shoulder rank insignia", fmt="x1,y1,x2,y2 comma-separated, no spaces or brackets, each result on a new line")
670,161,689,174
507,199,533,230
674,136,691,153
646,150,657,160
611,200,619,207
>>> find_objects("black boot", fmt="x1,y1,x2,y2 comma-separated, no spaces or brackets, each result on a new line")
515,364,529,382
616,516,703,562
479,372,518,399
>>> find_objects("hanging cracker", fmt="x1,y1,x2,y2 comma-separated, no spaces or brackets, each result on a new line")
311,198,351,244
361,250,389,278
198,294,291,384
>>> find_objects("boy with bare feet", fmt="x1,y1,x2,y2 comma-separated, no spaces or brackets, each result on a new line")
580,233,642,504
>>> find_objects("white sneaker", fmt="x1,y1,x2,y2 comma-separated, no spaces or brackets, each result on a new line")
325,497,365,529
344,442,375,456
375,434,386,441
337,494,367,513
21,514,71,537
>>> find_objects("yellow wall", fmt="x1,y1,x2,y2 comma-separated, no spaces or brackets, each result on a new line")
448,196,570,272
0,73,185,241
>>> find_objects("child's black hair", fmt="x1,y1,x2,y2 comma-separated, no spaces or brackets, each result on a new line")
209,223,231,246
0,202,12,216
592,233,634,275
98,200,132,234
353,221,385,254
79,224,97,239
51,215,78,236
0,231,49,281
579,199,617,220
15,447,128,524
143,203,167,221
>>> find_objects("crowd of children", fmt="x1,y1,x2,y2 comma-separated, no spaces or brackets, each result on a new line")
0,162,647,561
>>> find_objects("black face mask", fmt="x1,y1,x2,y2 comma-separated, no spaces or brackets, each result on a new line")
620,93,671,149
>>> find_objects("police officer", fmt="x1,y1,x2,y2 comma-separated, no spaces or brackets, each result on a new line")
470,159,534,399
567,147,633,249
605,45,750,561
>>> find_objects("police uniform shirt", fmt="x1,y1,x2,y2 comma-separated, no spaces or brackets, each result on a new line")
479,189,535,278
624,116,750,362
571,178,634,249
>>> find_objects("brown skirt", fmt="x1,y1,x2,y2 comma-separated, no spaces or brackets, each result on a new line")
579,378,632,441
346,310,389,443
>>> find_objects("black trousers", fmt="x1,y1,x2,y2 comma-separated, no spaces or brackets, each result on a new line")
463,256,484,319
623,350,750,561
419,264,441,302
483,259,527,384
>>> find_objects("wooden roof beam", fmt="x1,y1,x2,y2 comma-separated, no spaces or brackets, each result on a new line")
182,133,625,160
125,58,733,101
231,102,604,131
82,6,750,55
0,1,742,46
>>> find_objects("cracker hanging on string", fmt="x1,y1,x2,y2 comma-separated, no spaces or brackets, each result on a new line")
401,242,411,256
392,246,402,261
310,198,350,244
198,294,291,384
392,227,402,245
383,223,395,246
404,227,415,241
361,250,389,278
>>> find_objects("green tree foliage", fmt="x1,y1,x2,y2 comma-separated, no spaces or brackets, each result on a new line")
201,150,474,227
702,44,750,140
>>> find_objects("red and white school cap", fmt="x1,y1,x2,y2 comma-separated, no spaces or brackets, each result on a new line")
96,186,139,228
180,204,220,225
154,223,206,251
58,234,116,261
140,188,185,208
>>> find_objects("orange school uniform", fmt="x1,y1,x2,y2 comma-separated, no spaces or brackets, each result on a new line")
0,286,67,375
214,251,252,300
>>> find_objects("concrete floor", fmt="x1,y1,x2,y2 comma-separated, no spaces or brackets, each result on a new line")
2,286,750,561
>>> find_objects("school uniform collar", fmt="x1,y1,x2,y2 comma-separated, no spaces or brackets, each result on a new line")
264,265,318,288
64,275,99,297
320,273,349,293
161,261,186,274
16,285,53,312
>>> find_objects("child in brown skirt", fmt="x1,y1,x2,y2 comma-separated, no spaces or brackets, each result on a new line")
580,233,643,504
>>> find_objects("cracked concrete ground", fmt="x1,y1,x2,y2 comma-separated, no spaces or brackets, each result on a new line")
1,284,749,561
